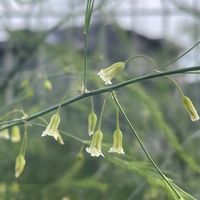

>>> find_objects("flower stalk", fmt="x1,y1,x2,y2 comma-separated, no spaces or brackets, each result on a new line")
112,91,181,199
88,97,97,136
83,0,95,92
125,55,157,73
1,66,200,132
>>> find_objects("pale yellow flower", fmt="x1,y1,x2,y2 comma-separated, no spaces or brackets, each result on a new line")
41,113,64,144
86,129,104,157
0,129,10,140
43,79,52,91
11,126,21,143
109,128,125,154
97,62,125,85
182,95,199,121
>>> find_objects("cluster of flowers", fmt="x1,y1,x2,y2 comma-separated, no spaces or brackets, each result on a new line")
41,61,200,157
12,60,199,178
41,110,125,158
86,112,125,157
87,61,200,157
86,62,127,156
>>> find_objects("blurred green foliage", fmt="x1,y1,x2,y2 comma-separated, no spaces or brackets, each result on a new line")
0,1,200,200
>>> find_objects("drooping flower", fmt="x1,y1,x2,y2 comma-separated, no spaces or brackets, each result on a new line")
86,129,104,157
182,95,199,121
15,154,26,178
11,126,21,143
88,112,97,136
41,113,64,144
109,128,125,154
0,129,10,140
97,62,125,85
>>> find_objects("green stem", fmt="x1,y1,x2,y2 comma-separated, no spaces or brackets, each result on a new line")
19,124,28,156
57,89,76,113
83,33,88,93
0,109,22,122
125,55,157,73
90,96,94,112
183,71,200,74
1,65,200,131
83,0,95,93
98,95,108,130
112,91,181,199
30,121,85,144
166,75,184,96
116,106,119,129
157,40,200,70
38,117,48,125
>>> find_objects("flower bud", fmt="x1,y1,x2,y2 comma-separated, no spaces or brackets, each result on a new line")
97,62,125,85
41,113,64,144
15,154,26,178
86,129,104,157
182,95,199,121
88,112,97,136
0,129,10,140
11,126,21,143
43,79,52,91
109,128,125,154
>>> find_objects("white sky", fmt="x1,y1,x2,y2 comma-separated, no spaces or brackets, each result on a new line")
0,0,200,77
0,0,199,48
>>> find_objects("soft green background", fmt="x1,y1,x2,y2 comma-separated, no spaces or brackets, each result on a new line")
0,1,200,199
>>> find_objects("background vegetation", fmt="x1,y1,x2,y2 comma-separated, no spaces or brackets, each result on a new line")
0,1,200,199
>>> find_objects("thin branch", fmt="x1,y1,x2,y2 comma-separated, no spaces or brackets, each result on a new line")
111,91,180,199
166,75,184,96
97,94,108,130
83,0,95,92
157,40,200,70
1,65,200,131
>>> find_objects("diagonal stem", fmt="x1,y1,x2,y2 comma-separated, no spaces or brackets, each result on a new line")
1,65,200,131
157,40,200,70
98,94,108,130
83,32,88,93
111,91,181,199
83,0,95,93
166,75,184,96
